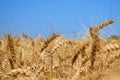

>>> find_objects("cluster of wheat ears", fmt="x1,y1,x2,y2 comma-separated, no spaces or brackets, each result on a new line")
0,20,120,80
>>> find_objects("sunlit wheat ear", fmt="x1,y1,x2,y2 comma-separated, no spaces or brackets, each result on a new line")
2,68,37,80
6,34,17,69
104,40,120,52
52,36,69,53
40,33,60,53
89,19,116,69
94,20,115,32
90,20,116,39
94,18,108,38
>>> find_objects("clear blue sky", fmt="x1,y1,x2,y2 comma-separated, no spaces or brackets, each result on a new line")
0,0,120,38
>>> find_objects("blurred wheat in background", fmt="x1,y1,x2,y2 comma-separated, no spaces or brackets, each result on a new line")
0,20,120,80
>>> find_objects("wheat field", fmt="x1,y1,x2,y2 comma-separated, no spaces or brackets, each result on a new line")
0,20,120,80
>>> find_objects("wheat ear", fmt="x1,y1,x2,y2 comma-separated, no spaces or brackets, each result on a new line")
40,33,60,53
7,34,16,69
89,20,115,69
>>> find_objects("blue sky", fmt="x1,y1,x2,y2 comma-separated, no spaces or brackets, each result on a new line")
0,0,120,38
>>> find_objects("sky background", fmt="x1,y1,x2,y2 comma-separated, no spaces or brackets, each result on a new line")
0,0,120,38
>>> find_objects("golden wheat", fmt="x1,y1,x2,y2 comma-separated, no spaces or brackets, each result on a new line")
0,19,120,80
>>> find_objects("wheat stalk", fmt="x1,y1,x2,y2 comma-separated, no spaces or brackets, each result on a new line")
89,20,115,69
6,34,17,69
